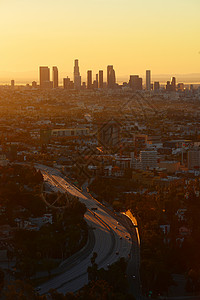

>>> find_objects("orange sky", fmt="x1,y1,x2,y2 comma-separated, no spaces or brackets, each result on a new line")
0,0,200,83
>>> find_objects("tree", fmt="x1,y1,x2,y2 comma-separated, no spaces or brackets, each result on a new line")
87,252,98,282
4,280,46,300
0,268,4,292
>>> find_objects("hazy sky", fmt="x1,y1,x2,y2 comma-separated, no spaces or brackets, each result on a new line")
0,0,200,83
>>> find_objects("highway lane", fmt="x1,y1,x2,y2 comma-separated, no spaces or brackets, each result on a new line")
38,210,112,294
36,164,132,294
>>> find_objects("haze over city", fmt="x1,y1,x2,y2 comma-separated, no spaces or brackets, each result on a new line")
1,0,200,299
0,0,200,83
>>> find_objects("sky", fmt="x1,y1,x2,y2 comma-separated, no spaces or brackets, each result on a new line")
0,0,200,83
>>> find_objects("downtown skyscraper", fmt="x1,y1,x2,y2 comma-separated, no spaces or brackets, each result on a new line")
99,70,103,88
52,66,58,88
107,65,116,89
146,70,151,91
74,59,81,90
87,70,92,89
40,66,50,88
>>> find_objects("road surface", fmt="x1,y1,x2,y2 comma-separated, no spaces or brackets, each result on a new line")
36,164,133,295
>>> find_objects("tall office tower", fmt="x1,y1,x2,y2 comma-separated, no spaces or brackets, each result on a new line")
146,70,151,91
96,74,98,88
74,59,81,90
166,81,171,91
93,74,98,89
177,83,184,92
129,75,143,91
40,66,50,87
52,66,58,88
87,70,92,89
99,70,103,88
107,65,116,89
171,77,176,91
11,80,15,88
93,73,99,89
154,81,160,91
63,77,74,89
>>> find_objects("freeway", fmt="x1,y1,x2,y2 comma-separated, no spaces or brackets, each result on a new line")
36,165,132,295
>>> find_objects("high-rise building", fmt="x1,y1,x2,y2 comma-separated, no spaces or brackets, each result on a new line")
146,70,151,91
96,74,98,88
129,75,143,90
154,81,160,91
87,70,92,89
52,66,58,88
40,66,50,88
166,81,171,91
171,77,176,91
99,70,103,88
11,80,15,88
93,74,98,89
177,83,184,92
107,65,116,89
63,77,74,89
166,77,176,92
74,59,81,90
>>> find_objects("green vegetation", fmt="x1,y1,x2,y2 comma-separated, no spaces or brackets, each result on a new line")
12,197,87,279
0,268,4,293
3,255,135,300
0,164,88,281
89,176,200,296
3,280,46,300
48,254,135,300
0,164,45,225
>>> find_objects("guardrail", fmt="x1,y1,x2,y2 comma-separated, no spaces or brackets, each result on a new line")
122,210,140,246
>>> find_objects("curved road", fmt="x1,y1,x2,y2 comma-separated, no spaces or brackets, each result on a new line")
36,164,132,295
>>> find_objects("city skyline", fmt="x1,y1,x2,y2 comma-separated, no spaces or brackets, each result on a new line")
1,0,200,297
0,0,200,83
1,63,200,86
33,61,196,91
